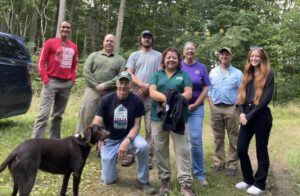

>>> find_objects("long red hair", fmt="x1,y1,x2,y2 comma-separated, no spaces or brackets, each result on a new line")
238,49,271,105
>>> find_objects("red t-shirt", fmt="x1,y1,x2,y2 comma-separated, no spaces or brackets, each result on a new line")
37,38,78,84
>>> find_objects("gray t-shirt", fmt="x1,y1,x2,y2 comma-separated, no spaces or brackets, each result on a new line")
126,49,161,84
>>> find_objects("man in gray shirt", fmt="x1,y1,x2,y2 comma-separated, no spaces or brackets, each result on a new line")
125,30,161,169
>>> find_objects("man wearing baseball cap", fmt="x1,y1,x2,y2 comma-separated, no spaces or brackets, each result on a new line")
207,47,243,176
92,71,156,194
125,30,161,169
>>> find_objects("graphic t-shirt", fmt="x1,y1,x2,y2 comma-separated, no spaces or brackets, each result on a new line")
37,38,78,84
96,92,145,140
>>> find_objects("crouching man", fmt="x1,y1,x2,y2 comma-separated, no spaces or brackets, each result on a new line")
92,71,156,194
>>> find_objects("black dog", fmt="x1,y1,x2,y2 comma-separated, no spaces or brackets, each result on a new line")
0,124,110,196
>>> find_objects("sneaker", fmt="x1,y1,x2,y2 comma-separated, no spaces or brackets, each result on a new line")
159,177,171,195
227,168,237,176
213,164,225,172
198,179,209,187
180,184,195,196
246,185,265,195
235,181,251,190
136,180,156,195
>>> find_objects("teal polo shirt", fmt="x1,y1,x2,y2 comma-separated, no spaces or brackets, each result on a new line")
149,69,192,121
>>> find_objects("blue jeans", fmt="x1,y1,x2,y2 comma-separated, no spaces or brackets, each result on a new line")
188,105,206,180
100,135,150,184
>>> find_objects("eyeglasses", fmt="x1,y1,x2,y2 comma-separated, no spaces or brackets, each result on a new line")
250,45,263,50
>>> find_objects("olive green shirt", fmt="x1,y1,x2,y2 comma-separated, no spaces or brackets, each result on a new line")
83,50,126,90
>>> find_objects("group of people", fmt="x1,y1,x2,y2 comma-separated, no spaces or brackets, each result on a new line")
31,20,274,196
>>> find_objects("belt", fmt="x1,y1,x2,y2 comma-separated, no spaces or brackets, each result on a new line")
214,103,234,107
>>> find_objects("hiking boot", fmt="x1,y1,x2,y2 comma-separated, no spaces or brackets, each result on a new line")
180,184,195,196
213,164,225,172
159,177,171,195
227,168,237,176
136,180,156,195
121,153,135,167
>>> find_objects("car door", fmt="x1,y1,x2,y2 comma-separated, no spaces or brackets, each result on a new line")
0,34,32,118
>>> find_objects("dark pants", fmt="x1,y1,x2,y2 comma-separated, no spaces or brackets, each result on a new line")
237,107,272,190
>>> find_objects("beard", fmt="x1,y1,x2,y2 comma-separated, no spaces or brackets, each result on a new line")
142,42,152,48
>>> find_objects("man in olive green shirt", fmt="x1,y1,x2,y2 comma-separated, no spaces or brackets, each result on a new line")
76,34,126,133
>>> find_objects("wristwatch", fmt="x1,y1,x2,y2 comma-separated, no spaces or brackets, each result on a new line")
127,136,134,143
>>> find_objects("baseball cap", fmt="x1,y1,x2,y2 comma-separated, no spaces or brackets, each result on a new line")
117,71,132,81
141,30,153,37
219,47,232,55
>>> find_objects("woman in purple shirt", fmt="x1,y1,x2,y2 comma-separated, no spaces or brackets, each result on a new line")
182,41,210,186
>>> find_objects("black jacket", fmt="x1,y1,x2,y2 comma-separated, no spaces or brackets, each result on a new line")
157,90,188,135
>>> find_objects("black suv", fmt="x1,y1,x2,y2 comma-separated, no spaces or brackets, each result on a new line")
0,32,33,118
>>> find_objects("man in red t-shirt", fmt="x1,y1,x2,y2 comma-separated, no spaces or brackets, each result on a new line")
32,21,78,139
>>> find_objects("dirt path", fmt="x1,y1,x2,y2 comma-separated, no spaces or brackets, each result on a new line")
269,158,298,196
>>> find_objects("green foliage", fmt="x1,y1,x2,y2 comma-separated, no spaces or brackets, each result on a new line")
0,0,299,103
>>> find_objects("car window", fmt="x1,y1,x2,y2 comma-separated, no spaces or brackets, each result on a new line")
0,36,27,60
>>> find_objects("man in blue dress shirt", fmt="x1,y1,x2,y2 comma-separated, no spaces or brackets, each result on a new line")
207,47,243,176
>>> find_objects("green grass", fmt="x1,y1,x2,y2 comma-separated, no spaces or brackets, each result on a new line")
0,95,299,195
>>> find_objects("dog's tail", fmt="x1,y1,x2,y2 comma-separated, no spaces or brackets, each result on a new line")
0,152,17,172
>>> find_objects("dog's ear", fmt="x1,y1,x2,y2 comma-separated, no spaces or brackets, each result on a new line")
83,126,92,142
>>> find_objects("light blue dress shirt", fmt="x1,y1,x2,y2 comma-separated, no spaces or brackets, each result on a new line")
208,65,243,105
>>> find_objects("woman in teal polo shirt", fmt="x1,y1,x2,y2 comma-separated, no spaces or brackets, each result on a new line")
149,48,194,196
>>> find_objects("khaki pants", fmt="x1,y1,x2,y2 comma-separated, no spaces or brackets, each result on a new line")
76,87,101,133
151,121,193,186
210,105,239,169
142,97,153,160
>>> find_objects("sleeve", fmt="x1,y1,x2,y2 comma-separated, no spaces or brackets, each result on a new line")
125,52,136,69
149,71,158,85
37,40,50,84
203,66,210,86
102,57,126,90
238,104,245,114
135,96,146,118
238,70,243,87
71,45,78,82
246,71,274,120
207,71,213,97
83,52,99,87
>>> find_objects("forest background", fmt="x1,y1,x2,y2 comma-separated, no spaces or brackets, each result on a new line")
1,1,300,195
1,0,300,104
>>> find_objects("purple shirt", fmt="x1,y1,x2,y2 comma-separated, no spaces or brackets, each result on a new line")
181,60,210,105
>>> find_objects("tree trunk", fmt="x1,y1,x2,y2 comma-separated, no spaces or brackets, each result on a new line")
90,0,100,52
69,0,77,24
56,0,66,37
28,6,39,54
115,0,126,52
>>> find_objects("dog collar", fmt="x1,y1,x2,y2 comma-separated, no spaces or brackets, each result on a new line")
74,133,94,148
